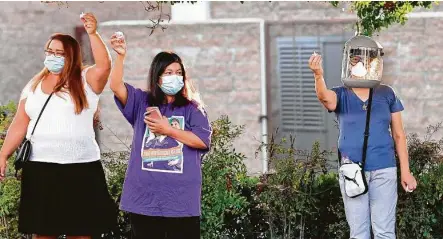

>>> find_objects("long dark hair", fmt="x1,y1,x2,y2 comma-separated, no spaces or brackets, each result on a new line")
147,52,203,108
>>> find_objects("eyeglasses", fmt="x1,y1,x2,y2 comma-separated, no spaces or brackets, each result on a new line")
44,50,65,58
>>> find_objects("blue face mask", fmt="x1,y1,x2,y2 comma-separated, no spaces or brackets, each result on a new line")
160,75,184,96
44,55,65,74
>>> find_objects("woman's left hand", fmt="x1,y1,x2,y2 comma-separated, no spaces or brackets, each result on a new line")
81,12,98,35
401,171,417,193
145,116,172,136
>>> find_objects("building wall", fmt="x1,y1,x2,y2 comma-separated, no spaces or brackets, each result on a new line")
210,0,443,142
0,1,265,173
0,1,169,105
376,17,443,137
210,1,355,21
210,1,443,20
98,22,263,173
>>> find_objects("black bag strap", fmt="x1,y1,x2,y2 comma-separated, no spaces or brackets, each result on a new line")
338,88,374,169
30,92,54,137
360,88,374,168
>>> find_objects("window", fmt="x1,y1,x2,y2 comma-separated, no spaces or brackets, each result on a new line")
277,37,324,132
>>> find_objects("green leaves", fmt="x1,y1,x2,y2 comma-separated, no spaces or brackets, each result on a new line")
257,133,342,238
395,128,443,239
332,1,435,36
0,101,16,146
0,102,20,239
201,115,261,238
101,151,132,238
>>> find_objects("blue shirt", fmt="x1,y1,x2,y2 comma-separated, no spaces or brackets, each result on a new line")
331,85,404,171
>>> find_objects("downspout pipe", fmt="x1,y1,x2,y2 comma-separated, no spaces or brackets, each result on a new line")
259,19,269,174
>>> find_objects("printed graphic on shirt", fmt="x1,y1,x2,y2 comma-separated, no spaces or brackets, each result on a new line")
141,116,184,173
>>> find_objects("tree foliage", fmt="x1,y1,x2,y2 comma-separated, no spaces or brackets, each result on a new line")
331,1,435,36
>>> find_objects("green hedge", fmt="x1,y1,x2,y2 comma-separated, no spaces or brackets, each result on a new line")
2,102,443,238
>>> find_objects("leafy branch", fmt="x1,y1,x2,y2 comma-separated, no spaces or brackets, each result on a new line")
331,1,435,36
41,1,174,36
140,1,171,36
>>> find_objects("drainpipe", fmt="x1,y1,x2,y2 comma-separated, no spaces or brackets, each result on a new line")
259,19,269,174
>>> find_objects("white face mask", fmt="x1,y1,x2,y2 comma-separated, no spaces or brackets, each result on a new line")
159,75,184,96
351,62,367,78
44,55,65,74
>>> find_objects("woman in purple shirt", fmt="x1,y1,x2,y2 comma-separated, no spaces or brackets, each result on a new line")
109,33,212,239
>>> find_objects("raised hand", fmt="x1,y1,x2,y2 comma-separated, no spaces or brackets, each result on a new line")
308,52,324,76
110,32,127,56
80,12,98,35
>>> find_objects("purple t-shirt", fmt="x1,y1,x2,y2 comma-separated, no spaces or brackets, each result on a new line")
114,83,212,217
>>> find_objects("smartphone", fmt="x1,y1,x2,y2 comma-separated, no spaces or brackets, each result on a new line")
144,107,162,120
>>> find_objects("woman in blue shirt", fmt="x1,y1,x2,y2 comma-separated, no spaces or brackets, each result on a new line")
309,52,417,239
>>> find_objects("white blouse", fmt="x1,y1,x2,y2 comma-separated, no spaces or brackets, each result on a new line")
21,67,101,164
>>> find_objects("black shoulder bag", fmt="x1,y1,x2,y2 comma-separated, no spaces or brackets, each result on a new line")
14,92,53,177
338,88,373,198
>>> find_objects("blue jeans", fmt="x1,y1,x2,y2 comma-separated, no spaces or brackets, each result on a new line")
339,167,397,239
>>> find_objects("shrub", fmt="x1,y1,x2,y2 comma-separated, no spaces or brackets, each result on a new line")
200,115,264,239
396,126,443,238
257,132,345,239
0,102,25,239
100,151,131,239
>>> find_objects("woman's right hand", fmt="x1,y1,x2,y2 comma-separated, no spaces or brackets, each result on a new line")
110,33,127,56
308,52,324,76
0,156,7,181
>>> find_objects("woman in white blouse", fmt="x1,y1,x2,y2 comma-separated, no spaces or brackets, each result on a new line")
0,13,116,239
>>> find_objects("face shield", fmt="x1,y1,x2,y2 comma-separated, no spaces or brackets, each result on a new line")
341,36,384,88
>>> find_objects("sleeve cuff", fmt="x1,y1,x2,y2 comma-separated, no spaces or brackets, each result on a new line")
114,83,137,125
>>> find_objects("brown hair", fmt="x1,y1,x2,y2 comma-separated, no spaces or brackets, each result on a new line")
31,33,88,114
